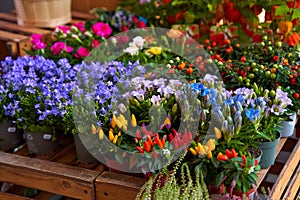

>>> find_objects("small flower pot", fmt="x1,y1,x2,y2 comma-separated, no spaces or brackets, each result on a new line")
232,188,256,200
24,131,59,155
73,134,99,164
0,121,24,151
248,146,263,164
258,132,281,169
278,112,297,137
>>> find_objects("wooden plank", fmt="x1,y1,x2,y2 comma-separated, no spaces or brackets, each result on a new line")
282,163,300,200
270,139,300,198
95,171,146,200
18,38,31,56
0,151,101,200
0,30,28,42
256,137,287,186
0,12,17,22
0,192,33,200
71,10,97,20
0,20,51,36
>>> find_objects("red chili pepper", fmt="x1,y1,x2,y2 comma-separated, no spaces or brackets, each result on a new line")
147,137,153,146
161,138,166,147
225,149,233,158
242,155,247,165
231,148,238,158
169,133,174,141
136,130,141,140
154,134,164,149
217,153,229,161
255,159,259,166
144,141,152,152
136,146,144,153
172,129,178,136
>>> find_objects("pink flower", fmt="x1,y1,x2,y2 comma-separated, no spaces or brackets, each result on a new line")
30,34,43,45
33,41,47,50
91,40,100,48
91,22,112,38
75,47,90,58
50,42,73,55
73,22,85,32
56,25,71,34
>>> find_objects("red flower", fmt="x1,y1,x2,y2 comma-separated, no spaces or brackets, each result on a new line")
265,11,272,21
75,47,90,58
91,40,100,48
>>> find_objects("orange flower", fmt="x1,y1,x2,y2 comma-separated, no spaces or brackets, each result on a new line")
285,32,300,47
167,29,184,39
278,21,293,35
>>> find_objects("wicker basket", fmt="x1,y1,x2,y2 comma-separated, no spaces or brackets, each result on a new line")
14,0,71,27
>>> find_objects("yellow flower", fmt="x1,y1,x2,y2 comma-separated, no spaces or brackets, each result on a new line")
131,114,137,127
98,128,104,140
148,47,162,55
109,128,114,141
91,124,97,134
278,21,293,35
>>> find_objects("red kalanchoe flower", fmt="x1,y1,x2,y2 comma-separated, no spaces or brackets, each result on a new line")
136,20,146,28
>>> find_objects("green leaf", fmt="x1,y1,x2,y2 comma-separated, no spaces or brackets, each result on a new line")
275,4,289,16
207,4,213,12
292,9,300,20
215,172,225,186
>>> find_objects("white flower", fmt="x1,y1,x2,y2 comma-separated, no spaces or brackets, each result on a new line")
162,149,171,156
123,46,139,56
248,166,255,174
132,36,145,49
166,64,171,68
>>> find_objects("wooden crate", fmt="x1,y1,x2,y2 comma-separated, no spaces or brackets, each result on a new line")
0,10,96,61
0,120,299,198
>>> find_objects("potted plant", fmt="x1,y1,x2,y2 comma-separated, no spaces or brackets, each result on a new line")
0,56,77,155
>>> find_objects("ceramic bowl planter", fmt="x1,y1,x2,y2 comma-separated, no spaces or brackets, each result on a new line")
0,121,24,151
278,112,297,137
24,132,59,155
258,132,281,169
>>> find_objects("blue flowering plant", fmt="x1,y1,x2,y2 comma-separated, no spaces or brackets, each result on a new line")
0,56,78,135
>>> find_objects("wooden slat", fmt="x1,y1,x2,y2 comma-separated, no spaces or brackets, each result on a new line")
71,10,97,20
0,12,17,22
282,163,300,200
0,192,34,200
270,139,300,198
0,30,28,42
256,137,287,186
0,151,101,200
0,20,51,35
95,171,145,200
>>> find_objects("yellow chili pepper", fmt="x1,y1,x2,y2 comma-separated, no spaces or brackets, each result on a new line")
207,151,212,159
189,147,197,156
118,131,121,137
113,135,118,144
214,127,222,139
98,128,104,140
131,114,137,127
91,124,97,134
109,128,114,141
111,115,117,128
206,139,216,151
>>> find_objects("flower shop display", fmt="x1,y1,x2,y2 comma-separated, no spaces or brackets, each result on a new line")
0,56,78,155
